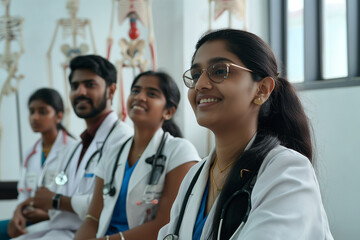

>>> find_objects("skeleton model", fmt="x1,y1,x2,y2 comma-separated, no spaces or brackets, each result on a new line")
209,0,247,30
0,0,24,178
107,0,157,121
47,0,97,128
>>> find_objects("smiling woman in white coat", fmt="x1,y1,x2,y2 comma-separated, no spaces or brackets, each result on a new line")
74,71,200,240
4,88,76,239
158,29,334,240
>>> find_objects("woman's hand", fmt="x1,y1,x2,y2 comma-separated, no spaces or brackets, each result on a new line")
8,200,29,237
23,207,49,223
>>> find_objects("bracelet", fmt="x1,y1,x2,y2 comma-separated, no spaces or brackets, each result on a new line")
105,235,109,240
119,232,125,240
85,214,99,223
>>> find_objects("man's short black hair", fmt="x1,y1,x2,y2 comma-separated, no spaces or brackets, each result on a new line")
68,55,117,85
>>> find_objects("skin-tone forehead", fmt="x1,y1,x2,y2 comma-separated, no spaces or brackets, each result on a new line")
133,75,162,92
192,40,243,68
71,69,104,83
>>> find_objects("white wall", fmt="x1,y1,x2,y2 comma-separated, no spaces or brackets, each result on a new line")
299,86,360,240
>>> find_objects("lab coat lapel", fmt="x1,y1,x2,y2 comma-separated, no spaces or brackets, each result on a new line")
180,150,215,239
76,112,118,184
127,128,164,195
99,139,132,237
43,130,65,166
37,131,64,187
199,136,257,240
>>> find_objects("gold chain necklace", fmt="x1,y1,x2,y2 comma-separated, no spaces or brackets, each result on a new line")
211,162,222,192
215,156,236,173
210,162,220,207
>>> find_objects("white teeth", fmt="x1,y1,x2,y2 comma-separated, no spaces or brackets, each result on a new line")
133,105,145,110
199,98,219,104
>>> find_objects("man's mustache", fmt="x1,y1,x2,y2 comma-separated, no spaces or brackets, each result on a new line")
73,96,93,105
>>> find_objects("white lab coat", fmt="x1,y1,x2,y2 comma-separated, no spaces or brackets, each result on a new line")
95,128,201,237
17,130,76,204
158,145,334,240
12,112,133,240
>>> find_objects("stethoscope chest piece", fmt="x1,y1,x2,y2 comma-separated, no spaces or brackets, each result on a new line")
55,171,68,185
163,234,178,240
103,183,115,197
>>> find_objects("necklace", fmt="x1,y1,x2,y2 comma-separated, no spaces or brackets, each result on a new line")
209,162,220,207
42,145,53,159
215,156,236,173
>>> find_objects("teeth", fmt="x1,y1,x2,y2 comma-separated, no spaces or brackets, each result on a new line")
133,105,145,110
199,98,219,104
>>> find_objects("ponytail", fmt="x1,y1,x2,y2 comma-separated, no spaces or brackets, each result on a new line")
57,123,75,139
162,119,183,138
259,77,312,162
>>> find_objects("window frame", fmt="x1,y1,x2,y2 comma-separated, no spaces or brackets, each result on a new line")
268,0,360,91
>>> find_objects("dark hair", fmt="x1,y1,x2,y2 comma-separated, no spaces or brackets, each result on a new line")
68,54,117,86
192,29,313,239
131,71,183,138
28,88,73,138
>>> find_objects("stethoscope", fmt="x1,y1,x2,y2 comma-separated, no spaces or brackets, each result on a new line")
20,131,67,193
103,132,168,206
24,131,67,168
54,120,119,186
163,162,255,240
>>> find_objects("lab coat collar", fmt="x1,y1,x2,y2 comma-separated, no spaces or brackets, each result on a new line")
179,132,257,239
75,112,118,188
127,128,165,196
44,130,67,166
79,112,118,165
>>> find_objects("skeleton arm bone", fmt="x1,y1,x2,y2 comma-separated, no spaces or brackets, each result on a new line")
146,0,156,70
86,19,97,54
46,21,61,87
106,0,117,59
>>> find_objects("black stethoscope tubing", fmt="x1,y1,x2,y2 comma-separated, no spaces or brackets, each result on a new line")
164,162,256,240
57,120,119,183
103,136,132,196
148,132,167,185
103,132,168,197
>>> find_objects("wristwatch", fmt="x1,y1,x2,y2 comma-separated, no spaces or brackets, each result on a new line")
52,193,62,210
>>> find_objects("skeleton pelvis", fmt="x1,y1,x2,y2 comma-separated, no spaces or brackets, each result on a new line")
119,38,145,58
61,43,89,58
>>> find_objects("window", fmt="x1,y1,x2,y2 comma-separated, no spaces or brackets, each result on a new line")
322,0,348,79
269,0,360,90
287,0,304,83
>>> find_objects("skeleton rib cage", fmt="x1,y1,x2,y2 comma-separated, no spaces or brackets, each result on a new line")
0,16,23,41
59,18,88,39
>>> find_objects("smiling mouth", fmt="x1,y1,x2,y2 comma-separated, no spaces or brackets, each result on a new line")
132,105,146,111
198,98,221,104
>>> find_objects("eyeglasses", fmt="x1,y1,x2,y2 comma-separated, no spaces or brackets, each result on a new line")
183,62,253,89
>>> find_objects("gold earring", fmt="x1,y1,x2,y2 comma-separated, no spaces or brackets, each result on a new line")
253,97,262,106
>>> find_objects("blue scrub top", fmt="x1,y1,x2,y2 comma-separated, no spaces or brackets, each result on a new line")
193,180,209,240
106,160,139,235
